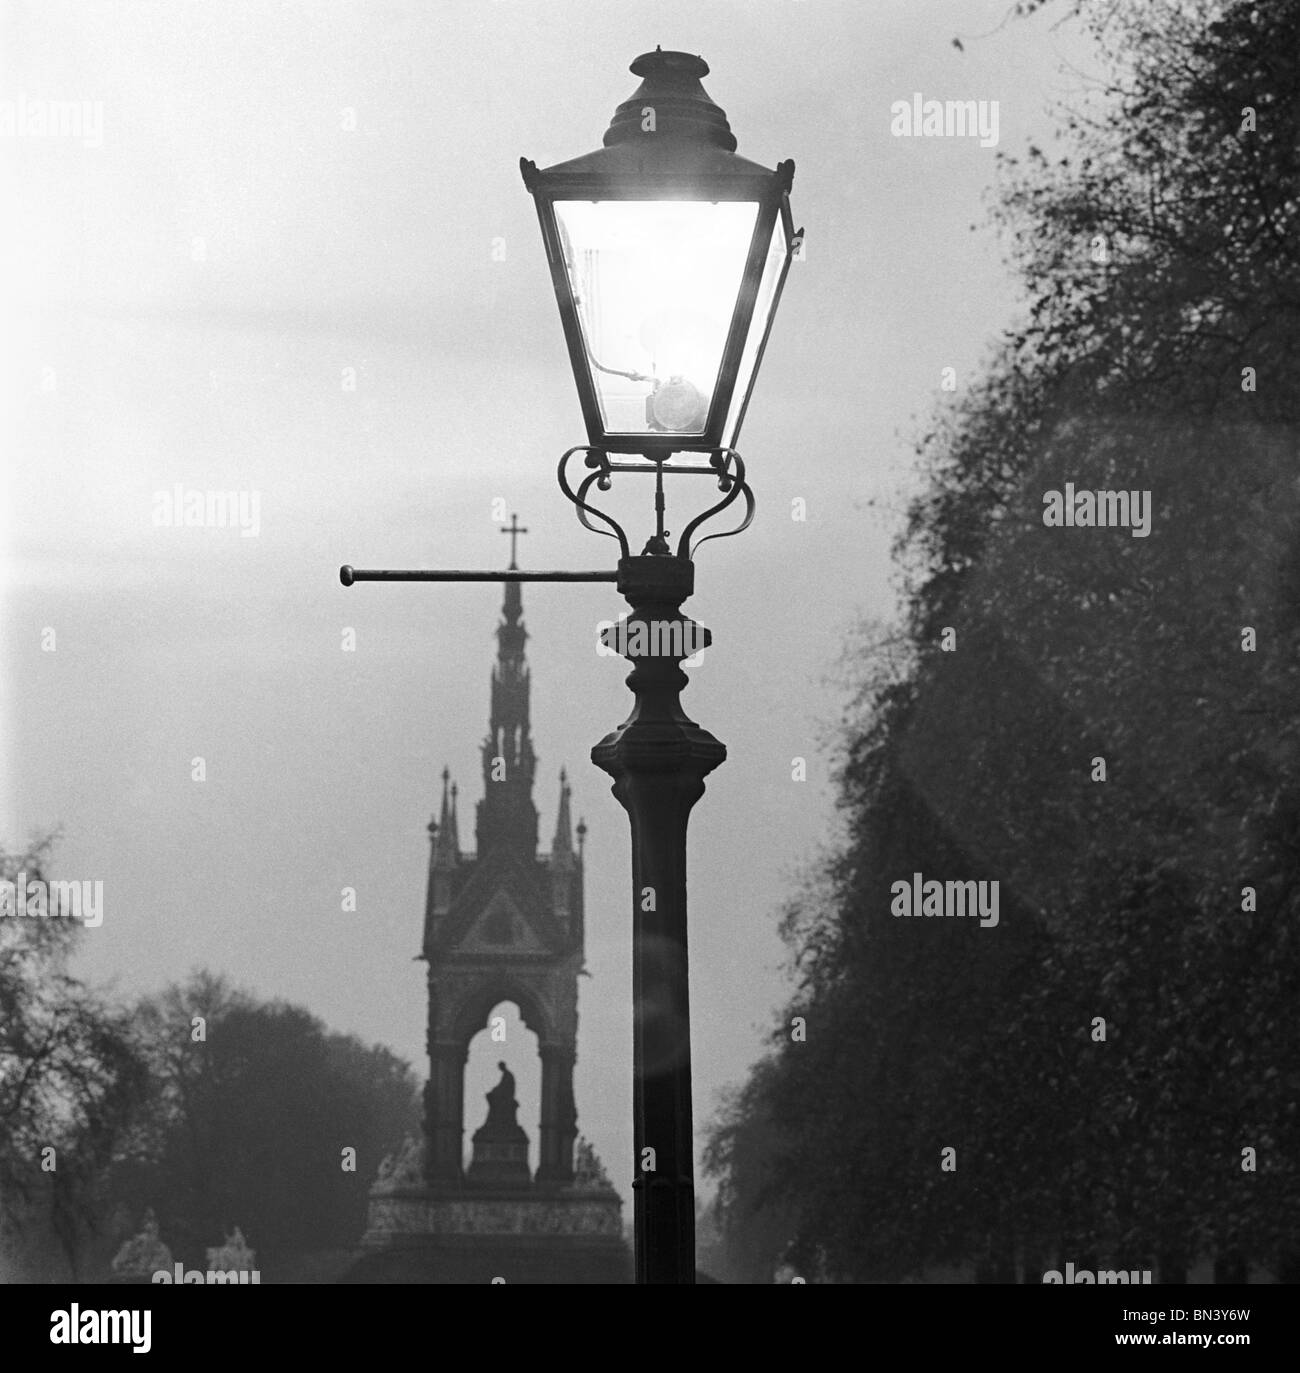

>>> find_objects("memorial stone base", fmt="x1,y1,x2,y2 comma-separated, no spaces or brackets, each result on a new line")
343,1184,630,1284
340,1135,631,1284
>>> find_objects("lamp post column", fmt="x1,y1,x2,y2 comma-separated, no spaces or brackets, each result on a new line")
592,553,724,1286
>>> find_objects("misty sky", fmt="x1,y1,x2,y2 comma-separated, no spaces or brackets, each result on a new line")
3,1,1100,1210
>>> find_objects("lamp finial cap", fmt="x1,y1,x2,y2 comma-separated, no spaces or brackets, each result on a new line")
605,50,736,152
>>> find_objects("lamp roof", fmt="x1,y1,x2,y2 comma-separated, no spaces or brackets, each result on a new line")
522,49,791,189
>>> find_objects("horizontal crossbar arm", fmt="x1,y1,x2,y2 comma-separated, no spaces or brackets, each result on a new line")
339,565,618,586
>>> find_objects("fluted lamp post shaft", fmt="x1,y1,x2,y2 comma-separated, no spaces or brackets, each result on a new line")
591,554,723,1285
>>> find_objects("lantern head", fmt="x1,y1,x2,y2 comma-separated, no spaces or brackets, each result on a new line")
522,49,798,457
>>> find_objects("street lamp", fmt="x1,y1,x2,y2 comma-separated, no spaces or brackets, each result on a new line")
524,49,800,1286
340,47,799,1286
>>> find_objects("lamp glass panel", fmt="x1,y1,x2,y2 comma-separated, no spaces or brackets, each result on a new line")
723,215,789,448
554,199,759,437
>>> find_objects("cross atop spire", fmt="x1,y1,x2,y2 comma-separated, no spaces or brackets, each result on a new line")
502,513,529,569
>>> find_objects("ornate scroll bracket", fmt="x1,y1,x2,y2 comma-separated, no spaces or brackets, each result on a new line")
556,447,755,562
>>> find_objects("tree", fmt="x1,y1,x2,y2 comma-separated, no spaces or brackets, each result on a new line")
101,972,421,1273
708,0,1300,1281
0,836,145,1279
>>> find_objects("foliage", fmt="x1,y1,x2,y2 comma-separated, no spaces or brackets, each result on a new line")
707,0,1300,1281
0,837,146,1279
102,972,422,1269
